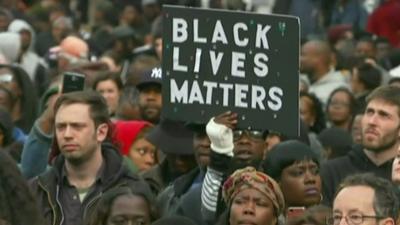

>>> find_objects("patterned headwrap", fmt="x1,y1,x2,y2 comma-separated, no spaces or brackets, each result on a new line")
222,167,285,216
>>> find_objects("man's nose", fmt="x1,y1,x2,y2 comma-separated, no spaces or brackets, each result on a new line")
338,216,349,225
64,126,73,138
366,113,378,125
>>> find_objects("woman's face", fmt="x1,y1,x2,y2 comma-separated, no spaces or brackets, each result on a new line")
0,89,13,112
96,79,121,115
129,138,156,172
328,91,352,124
230,188,277,225
106,194,151,225
351,114,363,144
279,160,321,208
300,96,315,128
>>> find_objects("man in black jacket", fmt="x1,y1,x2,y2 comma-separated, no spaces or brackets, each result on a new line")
156,122,211,217
321,85,400,206
29,91,151,225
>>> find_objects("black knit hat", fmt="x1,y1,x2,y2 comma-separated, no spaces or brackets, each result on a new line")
318,127,352,158
152,216,196,225
355,62,381,90
261,140,319,181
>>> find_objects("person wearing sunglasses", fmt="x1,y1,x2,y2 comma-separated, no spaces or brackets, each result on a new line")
329,173,398,225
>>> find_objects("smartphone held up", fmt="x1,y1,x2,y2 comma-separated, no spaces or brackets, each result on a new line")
62,72,86,93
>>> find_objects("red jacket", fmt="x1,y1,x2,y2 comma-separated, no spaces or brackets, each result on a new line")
367,0,400,48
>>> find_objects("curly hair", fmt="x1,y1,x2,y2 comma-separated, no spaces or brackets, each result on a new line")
300,91,326,134
86,186,158,225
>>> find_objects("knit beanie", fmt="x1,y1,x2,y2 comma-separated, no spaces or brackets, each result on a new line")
262,140,319,181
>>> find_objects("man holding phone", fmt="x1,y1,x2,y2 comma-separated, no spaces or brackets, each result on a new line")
21,72,85,179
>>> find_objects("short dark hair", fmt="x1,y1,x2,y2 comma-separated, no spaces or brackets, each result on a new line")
353,63,381,90
92,72,123,91
54,91,110,128
335,173,399,221
366,85,400,116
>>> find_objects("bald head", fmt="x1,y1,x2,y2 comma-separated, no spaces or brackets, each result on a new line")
307,40,331,55
301,40,333,81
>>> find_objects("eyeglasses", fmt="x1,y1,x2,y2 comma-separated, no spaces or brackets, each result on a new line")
329,101,350,108
233,129,264,142
327,212,385,225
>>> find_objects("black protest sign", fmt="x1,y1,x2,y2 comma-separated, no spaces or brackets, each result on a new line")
162,5,300,137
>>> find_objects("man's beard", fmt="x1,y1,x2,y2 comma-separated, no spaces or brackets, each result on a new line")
140,106,160,124
64,144,98,166
363,137,398,153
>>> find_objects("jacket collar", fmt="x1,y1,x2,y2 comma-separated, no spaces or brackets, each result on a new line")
41,142,129,190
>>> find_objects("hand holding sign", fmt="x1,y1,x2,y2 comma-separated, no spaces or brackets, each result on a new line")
162,6,300,137
206,111,236,156
213,111,238,130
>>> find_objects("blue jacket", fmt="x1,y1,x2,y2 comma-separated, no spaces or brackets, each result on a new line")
20,120,52,179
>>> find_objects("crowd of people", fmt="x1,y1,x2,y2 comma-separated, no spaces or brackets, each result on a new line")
1,0,400,225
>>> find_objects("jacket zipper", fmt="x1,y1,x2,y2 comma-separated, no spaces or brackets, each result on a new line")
38,181,57,225
82,192,102,220
55,185,65,225
82,181,128,221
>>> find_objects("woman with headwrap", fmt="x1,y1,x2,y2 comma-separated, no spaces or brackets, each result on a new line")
219,166,285,225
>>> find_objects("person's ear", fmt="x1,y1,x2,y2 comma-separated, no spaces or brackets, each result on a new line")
96,123,109,142
380,217,395,225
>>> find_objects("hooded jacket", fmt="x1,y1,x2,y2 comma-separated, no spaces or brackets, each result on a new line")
29,144,152,225
0,32,21,63
320,144,393,206
8,19,49,96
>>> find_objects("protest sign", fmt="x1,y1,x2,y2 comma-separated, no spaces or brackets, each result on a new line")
162,5,300,136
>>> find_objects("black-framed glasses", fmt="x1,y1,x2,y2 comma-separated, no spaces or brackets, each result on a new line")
233,129,264,142
327,212,385,225
329,100,350,108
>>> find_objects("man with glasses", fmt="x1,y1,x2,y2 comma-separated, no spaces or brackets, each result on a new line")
232,128,266,165
329,173,398,225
